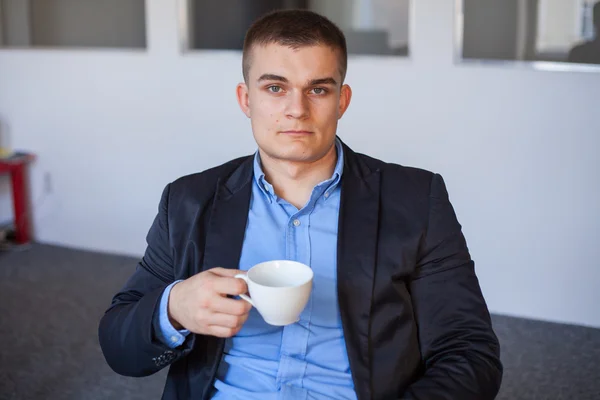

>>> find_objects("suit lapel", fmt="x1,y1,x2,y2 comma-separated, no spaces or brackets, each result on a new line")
337,146,381,400
202,158,253,271
189,157,254,400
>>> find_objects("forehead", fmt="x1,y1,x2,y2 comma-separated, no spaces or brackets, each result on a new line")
247,43,342,82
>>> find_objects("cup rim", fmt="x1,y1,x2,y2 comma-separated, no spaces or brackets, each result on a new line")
247,260,313,288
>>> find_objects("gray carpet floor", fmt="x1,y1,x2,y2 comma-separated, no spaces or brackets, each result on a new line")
0,244,599,400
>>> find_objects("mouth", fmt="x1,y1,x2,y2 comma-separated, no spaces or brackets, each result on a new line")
280,130,313,135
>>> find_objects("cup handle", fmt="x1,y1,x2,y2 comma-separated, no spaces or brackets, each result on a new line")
234,273,254,307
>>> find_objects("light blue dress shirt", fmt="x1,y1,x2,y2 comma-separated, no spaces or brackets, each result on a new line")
157,139,356,399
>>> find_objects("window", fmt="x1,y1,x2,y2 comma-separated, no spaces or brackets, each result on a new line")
183,0,411,56
0,0,146,49
580,0,596,40
457,0,600,67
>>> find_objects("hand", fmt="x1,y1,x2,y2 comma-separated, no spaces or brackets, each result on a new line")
167,267,252,338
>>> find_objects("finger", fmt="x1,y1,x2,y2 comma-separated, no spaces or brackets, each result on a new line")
209,312,247,329
209,295,252,316
212,276,248,296
208,325,237,338
209,267,246,278
237,311,250,326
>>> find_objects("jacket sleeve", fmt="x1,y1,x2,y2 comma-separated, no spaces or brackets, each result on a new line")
98,183,196,377
401,174,503,400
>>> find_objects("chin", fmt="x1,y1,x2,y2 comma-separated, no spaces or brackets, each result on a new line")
276,151,317,163
263,146,314,162
257,136,333,163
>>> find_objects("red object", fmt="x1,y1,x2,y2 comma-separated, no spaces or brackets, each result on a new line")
0,152,35,244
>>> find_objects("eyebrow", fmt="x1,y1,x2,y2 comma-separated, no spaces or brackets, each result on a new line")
257,74,338,86
309,77,338,86
257,74,288,83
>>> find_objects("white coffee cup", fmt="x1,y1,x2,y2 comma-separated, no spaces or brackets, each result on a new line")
234,260,313,326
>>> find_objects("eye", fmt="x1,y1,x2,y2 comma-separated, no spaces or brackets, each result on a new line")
311,87,327,95
267,85,282,93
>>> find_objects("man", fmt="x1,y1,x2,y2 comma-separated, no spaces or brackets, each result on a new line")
99,9,502,400
568,1,600,64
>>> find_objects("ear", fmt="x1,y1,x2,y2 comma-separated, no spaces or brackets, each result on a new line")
236,83,251,118
338,84,352,119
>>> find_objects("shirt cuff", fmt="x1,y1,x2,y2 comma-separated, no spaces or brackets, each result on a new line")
157,280,190,348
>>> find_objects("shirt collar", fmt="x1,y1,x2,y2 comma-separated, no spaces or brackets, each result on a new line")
253,137,345,202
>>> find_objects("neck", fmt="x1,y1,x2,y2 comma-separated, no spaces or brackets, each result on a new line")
259,144,338,209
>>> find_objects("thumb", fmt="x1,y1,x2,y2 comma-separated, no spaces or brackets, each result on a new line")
209,267,246,278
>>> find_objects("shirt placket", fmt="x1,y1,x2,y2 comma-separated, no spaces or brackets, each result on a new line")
276,204,312,393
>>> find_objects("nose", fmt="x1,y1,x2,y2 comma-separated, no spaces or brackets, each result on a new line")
285,90,309,120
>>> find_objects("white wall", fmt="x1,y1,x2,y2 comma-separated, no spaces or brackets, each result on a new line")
0,0,599,328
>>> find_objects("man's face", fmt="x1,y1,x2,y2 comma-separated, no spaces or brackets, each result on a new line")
237,43,352,164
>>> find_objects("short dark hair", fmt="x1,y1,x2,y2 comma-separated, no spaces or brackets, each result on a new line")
242,10,347,83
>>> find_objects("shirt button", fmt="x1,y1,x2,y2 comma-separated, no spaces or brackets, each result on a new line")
171,336,178,343
293,219,301,227
324,192,330,198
